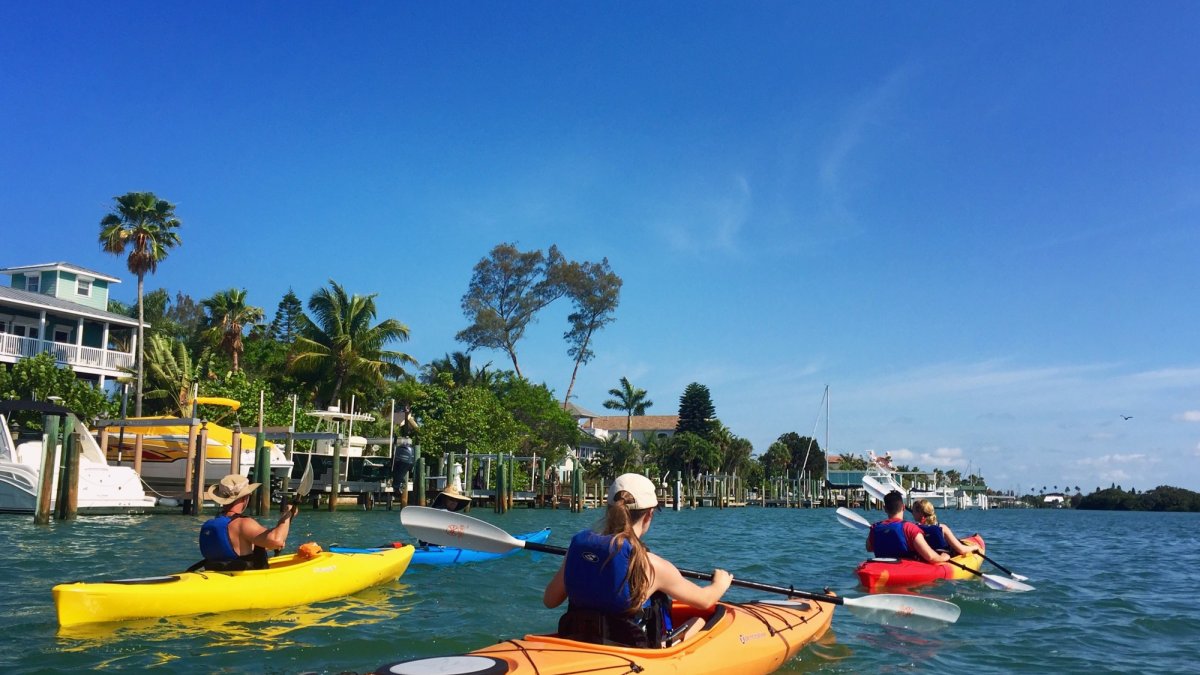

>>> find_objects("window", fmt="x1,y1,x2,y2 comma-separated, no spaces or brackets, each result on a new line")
24,275,39,293
77,278,92,297
12,324,38,339
54,328,71,343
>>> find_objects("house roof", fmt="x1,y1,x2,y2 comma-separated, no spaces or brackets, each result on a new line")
562,401,600,418
0,262,122,284
585,415,680,432
0,285,140,326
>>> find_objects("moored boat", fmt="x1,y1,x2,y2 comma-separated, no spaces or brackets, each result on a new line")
53,546,414,627
97,397,293,493
855,534,986,591
377,597,834,675
0,401,157,514
331,528,552,565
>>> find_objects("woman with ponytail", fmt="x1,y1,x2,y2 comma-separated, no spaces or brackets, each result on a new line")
543,473,733,648
910,498,980,556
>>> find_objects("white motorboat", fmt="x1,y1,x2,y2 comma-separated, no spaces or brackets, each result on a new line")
0,401,157,514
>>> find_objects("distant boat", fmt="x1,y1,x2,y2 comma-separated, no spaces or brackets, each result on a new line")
97,397,293,494
0,400,157,514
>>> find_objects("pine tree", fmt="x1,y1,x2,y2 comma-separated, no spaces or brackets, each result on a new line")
269,288,304,343
675,382,717,440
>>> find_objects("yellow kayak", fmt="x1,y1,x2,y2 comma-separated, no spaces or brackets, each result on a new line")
53,547,413,627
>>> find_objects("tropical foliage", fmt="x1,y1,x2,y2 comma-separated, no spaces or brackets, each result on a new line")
98,191,182,415
603,376,652,441
200,288,264,373
561,257,622,407
288,280,417,408
456,243,567,378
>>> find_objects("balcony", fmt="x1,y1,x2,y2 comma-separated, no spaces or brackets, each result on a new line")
0,332,133,374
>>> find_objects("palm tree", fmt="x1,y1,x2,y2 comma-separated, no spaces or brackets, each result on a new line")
424,351,497,389
602,376,652,441
288,280,417,407
133,333,195,416
99,192,182,415
200,288,264,373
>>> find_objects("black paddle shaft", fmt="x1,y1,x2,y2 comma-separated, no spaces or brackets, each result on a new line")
522,540,846,607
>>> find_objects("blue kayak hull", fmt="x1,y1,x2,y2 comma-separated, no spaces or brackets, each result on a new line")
331,528,551,565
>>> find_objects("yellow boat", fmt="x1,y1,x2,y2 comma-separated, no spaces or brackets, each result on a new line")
53,546,414,627
98,397,292,492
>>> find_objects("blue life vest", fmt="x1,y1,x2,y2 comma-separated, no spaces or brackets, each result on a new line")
559,530,672,647
919,523,949,552
871,520,911,558
564,530,636,614
199,514,240,562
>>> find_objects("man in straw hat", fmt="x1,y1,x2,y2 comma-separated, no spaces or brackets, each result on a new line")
428,484,471,513
197,474,298,571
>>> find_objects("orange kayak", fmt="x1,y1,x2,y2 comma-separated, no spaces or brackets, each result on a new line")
377,598,834,675
855,534,986,591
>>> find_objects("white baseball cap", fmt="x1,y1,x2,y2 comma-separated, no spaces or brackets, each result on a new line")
607,473,660,510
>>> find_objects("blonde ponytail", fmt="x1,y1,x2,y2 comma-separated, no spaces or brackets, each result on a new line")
602,489,654,612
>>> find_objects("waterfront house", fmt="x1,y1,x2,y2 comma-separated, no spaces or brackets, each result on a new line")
0,262,140,387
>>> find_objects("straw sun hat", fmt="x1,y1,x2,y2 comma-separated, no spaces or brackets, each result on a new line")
205,474,261,506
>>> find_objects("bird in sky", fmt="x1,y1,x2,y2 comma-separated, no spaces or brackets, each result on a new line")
1121,415,1133,420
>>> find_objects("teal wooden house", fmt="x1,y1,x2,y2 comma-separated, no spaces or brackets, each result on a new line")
0,262,141,386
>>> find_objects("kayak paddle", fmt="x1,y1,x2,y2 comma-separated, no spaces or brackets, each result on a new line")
861,475,895,503
978,551,1030,582
940,557,1033,592
835,507,1033,592
401,506,962,628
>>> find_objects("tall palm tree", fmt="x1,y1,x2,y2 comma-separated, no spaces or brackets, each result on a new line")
288,280,417,407
200,288,264,373
602,376,652,441
99,192,182,415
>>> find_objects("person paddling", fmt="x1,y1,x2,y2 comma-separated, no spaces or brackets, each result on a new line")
866,490,949,563
910,498,980,557
428,485,471,513
543,473,733,648
198,474,297,571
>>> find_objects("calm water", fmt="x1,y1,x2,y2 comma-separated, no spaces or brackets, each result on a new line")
1,506,1198,673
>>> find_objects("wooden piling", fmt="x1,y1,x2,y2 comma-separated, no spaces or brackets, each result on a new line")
34,414,60,525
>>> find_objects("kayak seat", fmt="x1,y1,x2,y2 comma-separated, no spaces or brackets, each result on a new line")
668,601,725,632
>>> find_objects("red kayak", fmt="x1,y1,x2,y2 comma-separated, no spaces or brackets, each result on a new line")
856,534,986,591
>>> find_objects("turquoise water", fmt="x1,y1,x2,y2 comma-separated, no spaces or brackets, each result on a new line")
2,506,1198,673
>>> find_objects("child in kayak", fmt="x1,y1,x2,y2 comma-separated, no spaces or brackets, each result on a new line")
866,490,949,563
197,474,298,570
910,498,980,557
543,473,733,648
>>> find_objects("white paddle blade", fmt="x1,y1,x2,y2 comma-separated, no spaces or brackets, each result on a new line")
836,507,871,530
400,506,523,554
862,475,905,502
982,574,1035,592
298,455,314,497
844,593,961,630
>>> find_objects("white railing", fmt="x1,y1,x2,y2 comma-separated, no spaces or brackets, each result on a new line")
0,333,133,372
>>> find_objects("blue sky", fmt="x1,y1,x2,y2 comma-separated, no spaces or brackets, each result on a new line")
3,2,1198,492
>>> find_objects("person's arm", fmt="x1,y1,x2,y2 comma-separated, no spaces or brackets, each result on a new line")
941,524,979,556
865,529,874,552
543,560,567,608
911,531,950,563
648,552,732,610
240,505,296,551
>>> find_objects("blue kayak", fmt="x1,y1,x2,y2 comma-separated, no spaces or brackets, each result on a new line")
331,528,551,565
